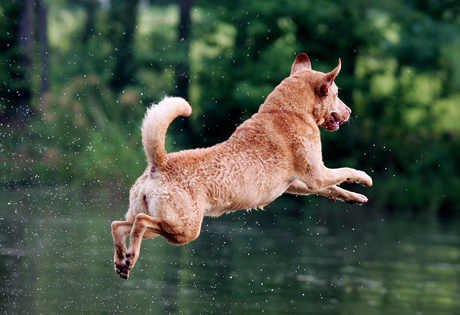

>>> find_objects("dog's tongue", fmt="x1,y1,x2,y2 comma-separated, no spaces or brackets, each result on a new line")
327,114,340,131
331,113,345,125
331,114,339,124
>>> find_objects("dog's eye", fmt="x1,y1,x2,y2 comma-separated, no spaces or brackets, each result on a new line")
143,195,148,205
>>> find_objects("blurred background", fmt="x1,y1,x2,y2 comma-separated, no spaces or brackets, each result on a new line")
2,0,460,314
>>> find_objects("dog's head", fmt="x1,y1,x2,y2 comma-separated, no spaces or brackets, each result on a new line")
290,53,351,131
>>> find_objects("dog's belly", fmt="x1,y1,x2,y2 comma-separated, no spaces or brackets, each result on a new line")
204,179,293,217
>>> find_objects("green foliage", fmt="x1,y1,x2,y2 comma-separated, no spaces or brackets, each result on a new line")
1,74,146,188
2,0,460,217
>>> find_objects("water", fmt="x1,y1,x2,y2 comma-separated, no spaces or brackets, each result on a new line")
1,187,460,314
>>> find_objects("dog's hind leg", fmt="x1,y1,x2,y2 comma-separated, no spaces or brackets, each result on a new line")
115,213,202,279
112,219,160,279
286,180,368,204
111,220,133,278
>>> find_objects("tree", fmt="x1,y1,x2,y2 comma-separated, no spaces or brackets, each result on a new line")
0,0,32,124
174,0,198,148
107,0,141,92
191,0,381,147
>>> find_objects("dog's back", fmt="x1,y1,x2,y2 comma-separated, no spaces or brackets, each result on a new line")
160,111,295,216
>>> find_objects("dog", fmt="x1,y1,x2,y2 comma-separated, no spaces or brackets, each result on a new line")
111,53,372,279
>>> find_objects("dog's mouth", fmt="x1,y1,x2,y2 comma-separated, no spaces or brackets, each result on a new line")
324,113,344,131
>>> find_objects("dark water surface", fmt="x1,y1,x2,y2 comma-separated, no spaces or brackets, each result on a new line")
1,187,460,314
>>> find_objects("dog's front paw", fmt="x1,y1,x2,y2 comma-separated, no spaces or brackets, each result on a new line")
362,173,373,187
350,171,372,187
345,192,368,205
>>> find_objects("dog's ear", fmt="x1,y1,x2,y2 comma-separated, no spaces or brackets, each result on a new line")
291,53,312,76
316,59,341,96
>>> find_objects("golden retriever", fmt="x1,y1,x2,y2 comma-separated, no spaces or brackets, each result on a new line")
111,53,372,279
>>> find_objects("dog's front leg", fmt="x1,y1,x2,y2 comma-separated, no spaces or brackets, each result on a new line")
287,180,368,204
315,185,369,204
303,164,372,191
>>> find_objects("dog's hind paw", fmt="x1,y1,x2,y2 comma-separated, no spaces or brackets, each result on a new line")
114,252,136,279
115,261,130,279
115,256,134,279
115,264,129,279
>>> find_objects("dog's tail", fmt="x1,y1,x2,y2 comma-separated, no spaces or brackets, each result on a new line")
142,97,192,167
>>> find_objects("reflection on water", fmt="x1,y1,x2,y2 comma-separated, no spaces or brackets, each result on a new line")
1,187,460,314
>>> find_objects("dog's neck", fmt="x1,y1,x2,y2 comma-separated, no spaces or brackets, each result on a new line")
258,76,319,125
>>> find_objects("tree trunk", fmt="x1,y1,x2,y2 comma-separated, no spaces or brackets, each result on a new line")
174,0,197,149
38,0,49,95
108,0,140,92
176,0,192,99
82,0,98,44
18,0,34,80
14,0,34,120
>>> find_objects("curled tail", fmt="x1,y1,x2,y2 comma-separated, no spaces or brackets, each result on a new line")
142,97,192,167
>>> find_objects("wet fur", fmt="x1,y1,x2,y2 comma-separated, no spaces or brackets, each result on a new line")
111,54,372,279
